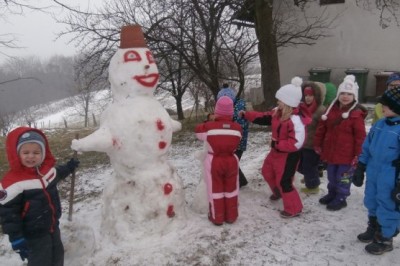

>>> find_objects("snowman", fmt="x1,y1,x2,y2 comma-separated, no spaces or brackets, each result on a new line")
71,25,186,241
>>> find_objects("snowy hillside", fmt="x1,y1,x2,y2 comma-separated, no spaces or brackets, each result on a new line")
32,89,197,129
0,91,395,266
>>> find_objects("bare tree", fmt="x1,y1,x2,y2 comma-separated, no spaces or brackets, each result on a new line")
0,111,16,136
0,0,52,59
53,0,258,112
233,0,400,109
231,0,337,109
69,55,108,127
356,0,400,28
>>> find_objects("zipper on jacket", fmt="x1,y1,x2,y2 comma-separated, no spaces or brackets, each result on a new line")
39,177,56,233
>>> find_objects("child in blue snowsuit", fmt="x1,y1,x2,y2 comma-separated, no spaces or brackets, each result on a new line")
353,86,400,255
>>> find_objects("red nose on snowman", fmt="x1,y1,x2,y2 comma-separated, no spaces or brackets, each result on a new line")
120,24,148,48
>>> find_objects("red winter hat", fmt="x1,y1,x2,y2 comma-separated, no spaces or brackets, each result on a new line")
120,25,148,48
215,96,234,117
304,86,314,96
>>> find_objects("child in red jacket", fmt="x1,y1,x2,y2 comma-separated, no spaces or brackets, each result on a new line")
195,96,242,225
0,127,79,265
240,77,311,218
314,75,367,211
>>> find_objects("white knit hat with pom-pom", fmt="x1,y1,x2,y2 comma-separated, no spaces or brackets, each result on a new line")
321,75,359,120
275,77,303,108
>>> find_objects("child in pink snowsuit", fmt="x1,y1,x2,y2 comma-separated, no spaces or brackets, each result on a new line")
240,77,311,218
195,96,242,225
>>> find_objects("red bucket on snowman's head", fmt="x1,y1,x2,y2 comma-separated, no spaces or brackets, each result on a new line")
119,25,148,48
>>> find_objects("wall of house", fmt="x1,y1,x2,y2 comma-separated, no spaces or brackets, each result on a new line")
278,1,400,102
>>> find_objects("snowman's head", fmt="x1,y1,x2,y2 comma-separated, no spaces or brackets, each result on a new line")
109,25,159,101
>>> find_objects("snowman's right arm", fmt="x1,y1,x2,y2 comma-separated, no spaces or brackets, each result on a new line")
71,127,113,153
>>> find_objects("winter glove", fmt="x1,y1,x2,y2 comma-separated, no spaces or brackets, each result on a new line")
66,158,80,172
352,162,366,187
392,158,400,168
11,238,29,261
56,158,80,179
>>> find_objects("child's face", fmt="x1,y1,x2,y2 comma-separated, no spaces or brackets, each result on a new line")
305,95,314,105
388,80,400,90
18,143,43,168
382,104,398,118
338,92,354,106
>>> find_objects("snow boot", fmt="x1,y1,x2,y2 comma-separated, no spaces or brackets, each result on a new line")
357,216,379,243
326,198,347,211
301,187,320,194
239,172,248,188
319,193,335,205
365,232,393,255
279,210,300,218
318,162,326,177
269,187,281,201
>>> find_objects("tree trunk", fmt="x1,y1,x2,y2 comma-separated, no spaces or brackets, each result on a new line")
175,95,185,120
254,0,281,110
92,113,97,126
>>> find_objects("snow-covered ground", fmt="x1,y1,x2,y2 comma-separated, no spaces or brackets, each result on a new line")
1,132,398,265
0,93,396,265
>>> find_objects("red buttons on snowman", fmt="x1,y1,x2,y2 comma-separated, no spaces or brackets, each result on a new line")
164,183,173,195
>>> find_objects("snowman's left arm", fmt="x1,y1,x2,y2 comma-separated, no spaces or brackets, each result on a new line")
171,119,182,132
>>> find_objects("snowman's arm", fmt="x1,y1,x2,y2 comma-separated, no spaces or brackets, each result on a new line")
71,127,113,152
171,119,182,133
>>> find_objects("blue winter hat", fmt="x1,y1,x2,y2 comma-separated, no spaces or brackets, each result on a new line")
386,72,400,85
380,85,400,115
217,88,236,101
17,131,46,162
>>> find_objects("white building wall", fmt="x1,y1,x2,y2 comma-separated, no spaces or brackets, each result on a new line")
278,1,400,102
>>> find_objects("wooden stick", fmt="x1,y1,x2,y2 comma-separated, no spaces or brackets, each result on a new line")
68,133,79,221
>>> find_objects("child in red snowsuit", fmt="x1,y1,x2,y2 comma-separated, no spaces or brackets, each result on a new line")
240,77,311,218
0,127,79,266
195,96,242,225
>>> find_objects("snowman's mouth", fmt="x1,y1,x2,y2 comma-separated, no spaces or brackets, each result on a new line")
133,74,159,87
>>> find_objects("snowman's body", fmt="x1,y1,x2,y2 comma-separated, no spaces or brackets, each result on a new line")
71,26,186,240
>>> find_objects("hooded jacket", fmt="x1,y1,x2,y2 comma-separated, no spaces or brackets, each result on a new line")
0,127,72,241
314,103,367,164
245,105,311,152
301,82,327,149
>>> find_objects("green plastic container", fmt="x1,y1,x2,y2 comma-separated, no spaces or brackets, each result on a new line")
345,68,369,103
309,68,331,83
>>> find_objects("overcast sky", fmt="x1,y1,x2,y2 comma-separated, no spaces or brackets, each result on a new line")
0,0,104,64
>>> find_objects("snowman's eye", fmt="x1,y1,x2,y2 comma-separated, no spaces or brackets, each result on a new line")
146,51,155,64
124,50,142,62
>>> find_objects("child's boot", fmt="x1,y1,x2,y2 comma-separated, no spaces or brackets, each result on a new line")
326,197,347,211
301,187,320,194
319,192,335,205
269,187,281,201
357,216,378,243
365,232,393,255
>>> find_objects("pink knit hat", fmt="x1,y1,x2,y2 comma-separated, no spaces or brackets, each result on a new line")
215,96,234,117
